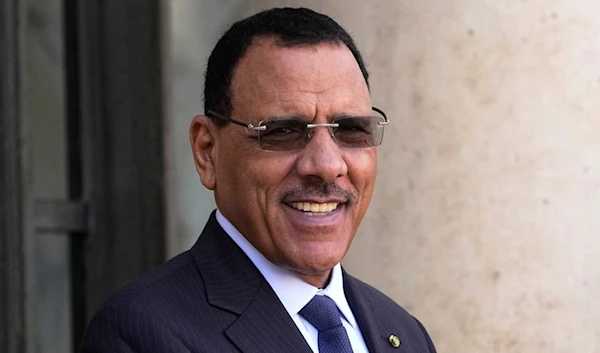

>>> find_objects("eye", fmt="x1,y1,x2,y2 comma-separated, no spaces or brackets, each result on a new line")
335,118,371,134
337,124,366,132
260,120,306,141
268,126,297,135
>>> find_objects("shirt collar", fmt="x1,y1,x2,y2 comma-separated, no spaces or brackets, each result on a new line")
318,264,358,328
216,210,357,328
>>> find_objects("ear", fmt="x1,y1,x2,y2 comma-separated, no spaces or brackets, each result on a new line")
189,115,217,190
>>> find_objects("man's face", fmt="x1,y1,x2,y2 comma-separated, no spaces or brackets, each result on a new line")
202,38,376,285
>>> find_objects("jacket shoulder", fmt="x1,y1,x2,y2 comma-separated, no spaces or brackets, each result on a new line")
100,250,201,309
347,275,414,316
80,251,204,352
346,274,437,353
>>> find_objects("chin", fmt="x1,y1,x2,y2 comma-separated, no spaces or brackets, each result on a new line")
292,252,345,275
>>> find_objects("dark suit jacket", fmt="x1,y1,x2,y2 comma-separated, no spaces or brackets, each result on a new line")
80,212,436,353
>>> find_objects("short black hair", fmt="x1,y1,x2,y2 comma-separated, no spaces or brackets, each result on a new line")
204,7,369,126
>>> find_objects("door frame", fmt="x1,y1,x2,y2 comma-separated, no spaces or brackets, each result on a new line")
1,1,166,351
0,0,36,352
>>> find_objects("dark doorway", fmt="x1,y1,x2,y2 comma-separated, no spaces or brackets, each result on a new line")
1,1,166,352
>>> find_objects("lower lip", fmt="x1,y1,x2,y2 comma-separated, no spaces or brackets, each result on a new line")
283,203,346,228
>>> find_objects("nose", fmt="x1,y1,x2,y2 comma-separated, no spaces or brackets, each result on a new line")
295,126,348,183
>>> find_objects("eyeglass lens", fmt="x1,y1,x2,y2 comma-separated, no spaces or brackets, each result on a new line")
257,116,385,151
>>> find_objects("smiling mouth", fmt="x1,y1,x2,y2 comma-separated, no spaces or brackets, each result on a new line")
289,202,339,216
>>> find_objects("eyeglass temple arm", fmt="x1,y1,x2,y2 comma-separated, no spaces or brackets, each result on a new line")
372,106,390,125
206,110,266,130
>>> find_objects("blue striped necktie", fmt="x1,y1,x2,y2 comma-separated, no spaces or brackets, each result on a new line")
300,295,354,353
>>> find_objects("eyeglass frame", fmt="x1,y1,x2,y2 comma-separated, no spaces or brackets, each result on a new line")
206,107,390,150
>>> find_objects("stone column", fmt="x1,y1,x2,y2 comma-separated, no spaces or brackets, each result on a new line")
241,1,600,352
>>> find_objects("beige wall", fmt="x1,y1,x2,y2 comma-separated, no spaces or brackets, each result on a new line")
167,1,600,352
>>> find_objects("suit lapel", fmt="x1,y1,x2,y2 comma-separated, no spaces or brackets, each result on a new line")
344,271,412,353
190,212,312,353
225,282,313,353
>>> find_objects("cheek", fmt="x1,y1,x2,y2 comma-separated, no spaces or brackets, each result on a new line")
240,154,298,201
347,150,378,191
215,141,259,202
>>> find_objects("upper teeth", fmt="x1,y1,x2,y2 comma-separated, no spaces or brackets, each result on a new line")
291,202,339,213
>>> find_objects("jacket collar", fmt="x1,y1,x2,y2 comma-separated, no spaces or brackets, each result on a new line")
190,211,313,353
343,269,426,353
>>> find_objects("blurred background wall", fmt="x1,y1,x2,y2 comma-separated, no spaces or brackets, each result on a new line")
167,1,600,352
22,0,72,351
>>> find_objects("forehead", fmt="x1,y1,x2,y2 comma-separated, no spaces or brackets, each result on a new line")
230,37,371,119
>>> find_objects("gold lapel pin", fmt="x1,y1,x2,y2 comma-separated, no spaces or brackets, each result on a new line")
388,334,400,348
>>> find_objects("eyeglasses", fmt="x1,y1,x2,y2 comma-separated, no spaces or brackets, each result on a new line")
206,107,389,152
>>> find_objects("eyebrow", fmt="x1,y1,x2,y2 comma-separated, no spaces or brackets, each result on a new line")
260,115,306,122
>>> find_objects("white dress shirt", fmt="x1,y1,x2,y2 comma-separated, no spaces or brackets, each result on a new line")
216,210,369,353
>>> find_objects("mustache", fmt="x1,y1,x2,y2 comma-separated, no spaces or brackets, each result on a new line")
280,181,357,203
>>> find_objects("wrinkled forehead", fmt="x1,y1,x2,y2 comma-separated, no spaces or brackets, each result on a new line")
230,37,371,120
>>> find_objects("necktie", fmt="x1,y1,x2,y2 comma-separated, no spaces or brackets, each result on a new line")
299,295,354,353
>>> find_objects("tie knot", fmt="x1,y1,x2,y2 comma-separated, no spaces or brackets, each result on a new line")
299,295,342,332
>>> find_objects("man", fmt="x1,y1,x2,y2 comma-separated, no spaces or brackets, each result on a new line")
80,7,436,353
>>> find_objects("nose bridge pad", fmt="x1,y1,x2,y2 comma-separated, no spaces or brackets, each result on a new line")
305,126,336,146
305,128,313,144
327,126,335,139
